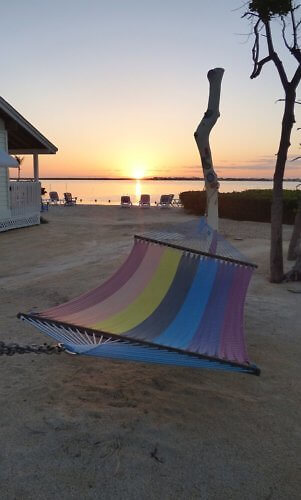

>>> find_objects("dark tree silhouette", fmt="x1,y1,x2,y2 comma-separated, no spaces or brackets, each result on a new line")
14,155,24,181
243,0,301,282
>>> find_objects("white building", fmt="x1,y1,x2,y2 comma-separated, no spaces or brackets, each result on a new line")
0,96,57,232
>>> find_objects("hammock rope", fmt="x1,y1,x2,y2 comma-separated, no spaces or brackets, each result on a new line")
0,340,65,356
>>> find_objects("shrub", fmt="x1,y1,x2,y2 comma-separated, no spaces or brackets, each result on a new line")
179,189,300,224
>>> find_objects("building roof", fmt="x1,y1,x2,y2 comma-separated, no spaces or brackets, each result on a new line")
0,96,58,155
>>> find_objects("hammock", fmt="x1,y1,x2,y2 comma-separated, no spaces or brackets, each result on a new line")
18,219,260,375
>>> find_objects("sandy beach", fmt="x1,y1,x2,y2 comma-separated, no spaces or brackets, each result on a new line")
0,205,300,500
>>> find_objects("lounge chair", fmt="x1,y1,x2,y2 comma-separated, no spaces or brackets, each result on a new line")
49,191,60,205
158,194,174,208
64,192,77,206
120,195,132,208
139,194,151,208
171,198,183,207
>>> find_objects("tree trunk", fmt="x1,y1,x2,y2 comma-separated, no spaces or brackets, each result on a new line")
287,196,301,260
194,68,224,230
270,88,296,282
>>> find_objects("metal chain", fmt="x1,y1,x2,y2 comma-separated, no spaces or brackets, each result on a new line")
0,341,65,356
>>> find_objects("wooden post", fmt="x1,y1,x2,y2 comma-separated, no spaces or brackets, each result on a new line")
33,153,39,181
194,68,224,230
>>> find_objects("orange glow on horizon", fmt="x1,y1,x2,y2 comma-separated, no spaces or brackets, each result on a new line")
10,140,301,180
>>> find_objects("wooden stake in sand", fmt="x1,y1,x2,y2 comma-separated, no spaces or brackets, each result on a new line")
194,68,224,230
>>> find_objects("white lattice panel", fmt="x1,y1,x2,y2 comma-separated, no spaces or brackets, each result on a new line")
0,214,40,232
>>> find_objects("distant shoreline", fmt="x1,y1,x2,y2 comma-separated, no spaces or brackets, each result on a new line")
17,177,301,182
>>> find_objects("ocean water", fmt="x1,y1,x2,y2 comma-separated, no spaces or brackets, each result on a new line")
41,178,300,205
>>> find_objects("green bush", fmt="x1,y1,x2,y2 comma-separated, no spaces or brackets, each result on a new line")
179,189,300,224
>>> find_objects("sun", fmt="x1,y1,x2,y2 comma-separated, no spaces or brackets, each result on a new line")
131,165,146,179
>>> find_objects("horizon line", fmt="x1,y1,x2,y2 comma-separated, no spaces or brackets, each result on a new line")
14,176,301,182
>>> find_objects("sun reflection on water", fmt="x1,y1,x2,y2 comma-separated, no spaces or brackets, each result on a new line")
135,179,142,203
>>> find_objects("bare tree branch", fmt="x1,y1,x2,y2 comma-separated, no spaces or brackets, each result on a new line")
295,19,301,30
251,19,260,66
281,16,291,51
275,99,301,103
285,3,301,63
249,13,291,87
291,5,299,50
265,21,289,88
250,19,273,78
241,11,259,20
291,63,301,88
251,55,272,78
291,47,301,63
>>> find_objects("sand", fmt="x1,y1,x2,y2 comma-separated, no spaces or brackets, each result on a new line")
0,205,300,500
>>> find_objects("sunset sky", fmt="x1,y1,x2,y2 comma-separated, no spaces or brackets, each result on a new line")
3,0,301,179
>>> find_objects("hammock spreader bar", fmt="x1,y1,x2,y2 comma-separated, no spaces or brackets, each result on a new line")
134,235,258,269
18,314,260,375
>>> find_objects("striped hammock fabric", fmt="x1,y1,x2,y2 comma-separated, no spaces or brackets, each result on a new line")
19,220,260,375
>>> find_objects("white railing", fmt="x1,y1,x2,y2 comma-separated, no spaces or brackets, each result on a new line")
9,181,41,217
